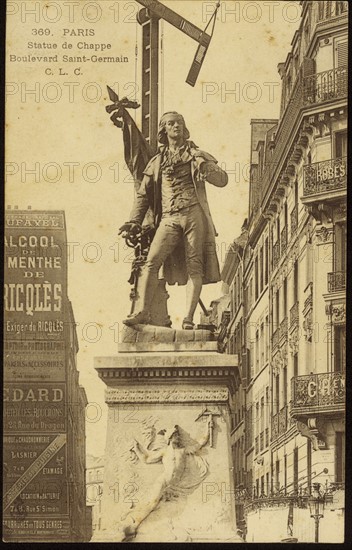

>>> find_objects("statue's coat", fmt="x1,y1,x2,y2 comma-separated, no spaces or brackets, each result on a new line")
130,143,225,285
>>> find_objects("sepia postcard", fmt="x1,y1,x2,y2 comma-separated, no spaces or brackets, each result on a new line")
4,0,347,543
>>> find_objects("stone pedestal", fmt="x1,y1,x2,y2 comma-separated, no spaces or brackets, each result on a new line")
93,326,242,543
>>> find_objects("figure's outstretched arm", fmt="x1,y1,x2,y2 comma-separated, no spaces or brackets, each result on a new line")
197,421,211,449
188,421,210,454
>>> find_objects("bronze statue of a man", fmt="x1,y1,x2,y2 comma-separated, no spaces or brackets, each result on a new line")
120,112,228,329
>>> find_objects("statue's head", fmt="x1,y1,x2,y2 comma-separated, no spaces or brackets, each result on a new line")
158,112,190,145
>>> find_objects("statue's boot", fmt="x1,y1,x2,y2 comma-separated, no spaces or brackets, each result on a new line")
182,318,195,330
123,310,150,326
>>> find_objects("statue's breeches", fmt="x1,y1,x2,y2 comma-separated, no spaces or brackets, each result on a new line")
145,204,206,278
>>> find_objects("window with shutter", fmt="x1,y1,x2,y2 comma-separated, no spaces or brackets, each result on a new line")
334,223,346,272
335,130,347,158
336,40,348,68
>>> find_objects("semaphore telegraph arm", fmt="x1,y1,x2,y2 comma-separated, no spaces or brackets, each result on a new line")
135,0,212,46
135,0,220,150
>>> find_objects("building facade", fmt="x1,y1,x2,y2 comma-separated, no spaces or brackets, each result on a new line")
211,1,347,542
3,208,91,542
86,455,104,535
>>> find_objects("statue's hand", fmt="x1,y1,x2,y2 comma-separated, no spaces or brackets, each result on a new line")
118,222,141,237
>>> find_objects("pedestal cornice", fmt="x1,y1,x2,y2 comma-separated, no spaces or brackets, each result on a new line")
95,352,239,393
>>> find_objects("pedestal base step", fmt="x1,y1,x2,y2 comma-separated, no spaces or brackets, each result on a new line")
121,324,217,350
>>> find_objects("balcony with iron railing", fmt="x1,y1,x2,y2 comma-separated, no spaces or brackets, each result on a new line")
303,157,347,202
273,241,280,267
272,327,280,350
304,293,313,312
302,66,348,106
327,271,346,293
265,427,269,448
244,480,345,513
317,1,348,21
291,372,345,417
281,228,287,255
290,301,299,329
290,205,298,235
262,64,347,204
279,316,288,344
271,405,288,441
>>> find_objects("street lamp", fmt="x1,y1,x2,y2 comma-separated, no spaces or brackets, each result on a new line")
308,483,325,543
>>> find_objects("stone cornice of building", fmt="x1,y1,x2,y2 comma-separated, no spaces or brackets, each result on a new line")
250,118,278,125
261,78,347,216
262,103,346,220
221,244,241,286
248,212,268,248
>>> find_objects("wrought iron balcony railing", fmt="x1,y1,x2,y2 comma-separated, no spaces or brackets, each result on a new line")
273,241,280,266
291,372,345,416
317,1,348,20
281,228,287,255
279,317,288,342
290,301,299,329
271,405,288,441
303,66,348,106
303,156,347,197
328,271,346,293
244,494,309,513
272,413,278,441
262,64,347,202
272,327,280,350
290,205,298,235
304,293,313,311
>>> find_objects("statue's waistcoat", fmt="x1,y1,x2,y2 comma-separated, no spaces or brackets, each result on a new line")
142,147,221,286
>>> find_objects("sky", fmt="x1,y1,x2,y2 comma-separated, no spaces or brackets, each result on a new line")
6,0,301,456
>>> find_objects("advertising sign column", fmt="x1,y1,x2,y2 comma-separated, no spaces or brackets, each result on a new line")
3,211,71,541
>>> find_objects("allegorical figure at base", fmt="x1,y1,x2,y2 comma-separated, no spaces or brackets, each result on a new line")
118,111,228,329
119,422,210,541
